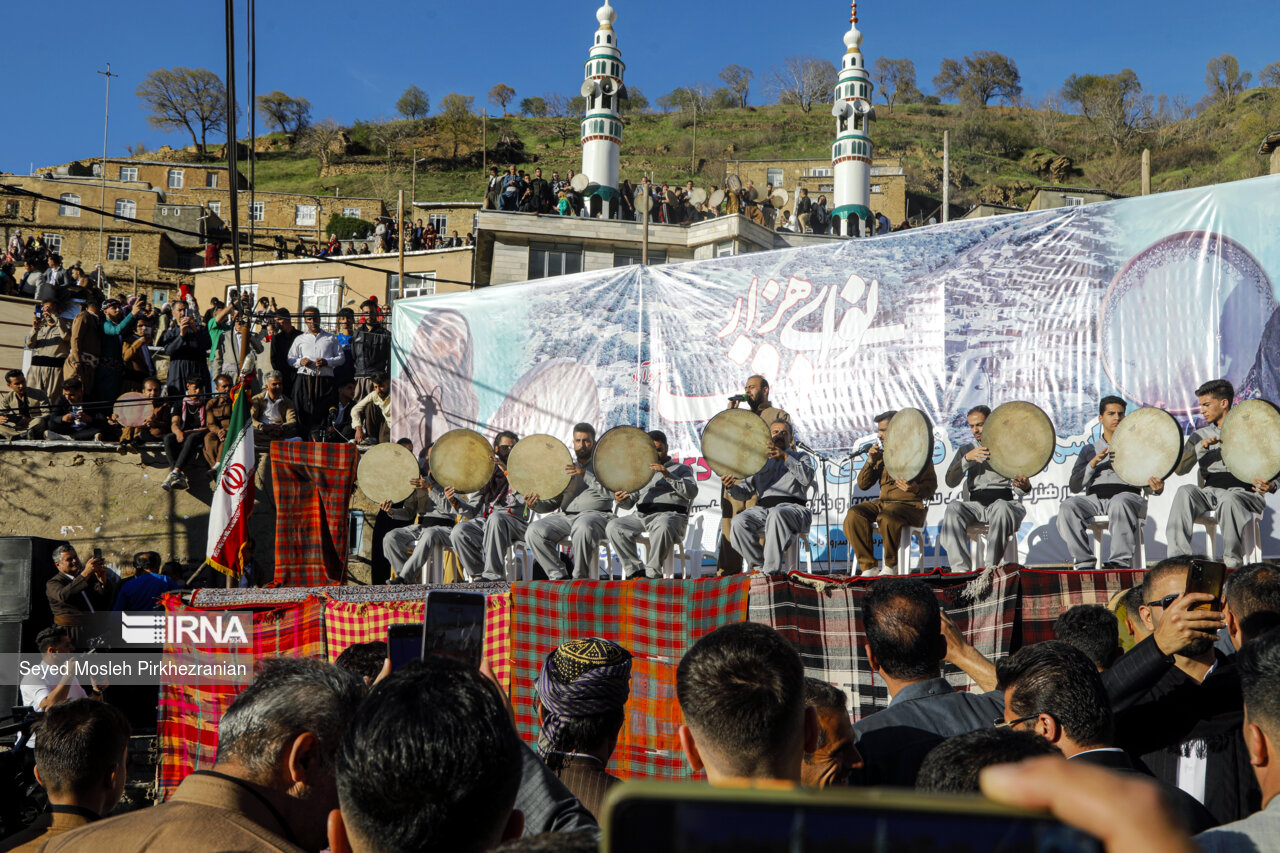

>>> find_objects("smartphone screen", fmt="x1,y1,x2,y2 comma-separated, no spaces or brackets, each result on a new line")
1186,560,1227,611
92,548,103,561
386,622,425,672
606,788,1103,853
424,591,486,668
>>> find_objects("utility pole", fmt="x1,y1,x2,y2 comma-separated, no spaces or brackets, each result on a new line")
397,189,405,296
942,130,950,223
97,63,118,268
411,147,417,204
482,111,487,175
1141,148,1151,195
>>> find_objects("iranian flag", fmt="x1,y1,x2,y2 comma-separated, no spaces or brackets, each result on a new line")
207,379,255,577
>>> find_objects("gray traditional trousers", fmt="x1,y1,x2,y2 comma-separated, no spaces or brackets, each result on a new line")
730,504,811,574
939,499,1026,572
605,512,689,579
396,513,528,582
1166,484,1265,568
1056,491,1145,569
527,511,612,580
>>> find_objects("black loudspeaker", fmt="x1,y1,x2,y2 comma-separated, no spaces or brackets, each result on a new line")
0,537,68,651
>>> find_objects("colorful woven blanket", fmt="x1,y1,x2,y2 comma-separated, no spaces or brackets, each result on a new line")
747,568,1020,721
270,442,358,586
508,576,751,781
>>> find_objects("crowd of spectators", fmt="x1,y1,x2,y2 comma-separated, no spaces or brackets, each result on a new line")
10,553,1279,852
481,165,906,237
261,221,475,262
2,274,395,488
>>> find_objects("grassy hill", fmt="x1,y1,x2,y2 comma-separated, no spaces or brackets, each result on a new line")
243,87,1279,218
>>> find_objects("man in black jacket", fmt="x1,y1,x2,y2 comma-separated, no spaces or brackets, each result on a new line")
996,640,1218,834
352,299,390,400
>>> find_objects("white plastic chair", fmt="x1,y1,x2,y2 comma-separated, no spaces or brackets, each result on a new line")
1086,508,1147,570
965,522,1019,571
878,524,926,575
1194,508,1263,564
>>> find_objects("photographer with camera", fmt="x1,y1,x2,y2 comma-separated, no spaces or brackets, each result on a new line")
45,546,119,632
158,299,211,398
209,291,266,389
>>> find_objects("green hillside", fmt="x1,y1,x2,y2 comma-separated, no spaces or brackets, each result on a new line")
244,87,1279,218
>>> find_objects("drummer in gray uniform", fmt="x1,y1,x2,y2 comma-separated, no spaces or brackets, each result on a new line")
605,430,698,579
1166,379,1277,567
939,406,1031,573
525,423,615,580
724,419,815,574
405,430,527,583
384,443,457,582
1057,396,1163,570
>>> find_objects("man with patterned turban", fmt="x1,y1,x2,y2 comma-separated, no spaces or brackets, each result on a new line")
536,637,633,818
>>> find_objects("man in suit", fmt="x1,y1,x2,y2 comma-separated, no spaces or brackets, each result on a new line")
850,578,1004,787
1115,557,1257,825
49,658,364,853
1197,627,1280,851
251,371,299,446
46,545,118,633
995,640,1218,834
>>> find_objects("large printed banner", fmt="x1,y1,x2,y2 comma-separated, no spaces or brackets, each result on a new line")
392,174,1280,567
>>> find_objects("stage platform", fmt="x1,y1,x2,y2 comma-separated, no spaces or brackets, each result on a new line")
157,565,1144,797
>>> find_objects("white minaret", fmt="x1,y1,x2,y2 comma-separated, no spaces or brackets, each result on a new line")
580,0,624,218
830,1,875,236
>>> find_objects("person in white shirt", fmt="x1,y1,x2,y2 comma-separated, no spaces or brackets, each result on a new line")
20,626,97,748
287,306,346,440
352,372,392,445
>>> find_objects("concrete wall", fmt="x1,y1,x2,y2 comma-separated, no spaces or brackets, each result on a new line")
0,444,387,584
0,295,33,375
410,204,481,241
724,158,909,225
190,247,475,314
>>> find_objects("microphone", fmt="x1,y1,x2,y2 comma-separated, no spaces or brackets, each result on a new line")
794,438,820,455
727,393,749,403
848,442,877,459
327,406,338,425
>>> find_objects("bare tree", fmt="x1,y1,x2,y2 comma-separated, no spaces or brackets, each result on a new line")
1062,69,1154,151
297,119,344,170
765,56,838,113
256,90,311,135
489,83,516,116
1030,93,1065,145
546,93,579,148
396,86,430,120
1205,54,1252,110
136,67,228,156
933,51,1022,106
872,58,919,112
718,64,753,108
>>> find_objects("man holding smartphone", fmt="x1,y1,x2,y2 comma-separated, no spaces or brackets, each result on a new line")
1166,379,1277,567
45,544,119,631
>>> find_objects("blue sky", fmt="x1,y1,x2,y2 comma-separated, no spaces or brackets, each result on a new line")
2,0,1274,170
